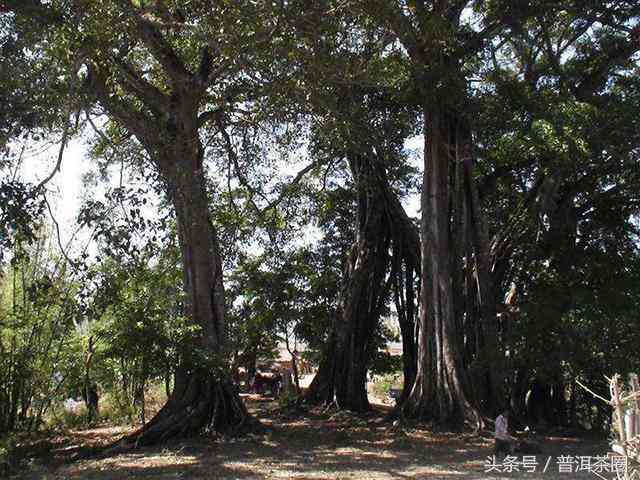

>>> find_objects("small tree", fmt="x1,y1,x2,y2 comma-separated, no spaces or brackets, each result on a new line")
0,233,83,433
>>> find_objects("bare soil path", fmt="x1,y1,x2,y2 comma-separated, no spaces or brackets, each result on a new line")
11,396,617,479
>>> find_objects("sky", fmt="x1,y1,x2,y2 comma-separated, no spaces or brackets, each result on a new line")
15,137,91,242
14,132,424,256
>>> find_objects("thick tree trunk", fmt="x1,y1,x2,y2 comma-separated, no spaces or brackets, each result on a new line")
569,380,578,427
305,141,422,409
306,154,392,411
334,241,388,412
305,331,337,404
122,123,250,446
526,379,559,426
551,382,567,426
86,34,254,445
164,372,171,398
402,106,481,428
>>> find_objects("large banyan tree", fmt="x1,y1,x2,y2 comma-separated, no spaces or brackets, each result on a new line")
291,15,422,411
3,0,294,445
305,139,421,411
359,0,640,426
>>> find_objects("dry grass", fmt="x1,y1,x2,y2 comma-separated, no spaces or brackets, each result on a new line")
9,396,619,480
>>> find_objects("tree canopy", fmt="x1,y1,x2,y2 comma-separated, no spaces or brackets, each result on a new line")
0,0,639,448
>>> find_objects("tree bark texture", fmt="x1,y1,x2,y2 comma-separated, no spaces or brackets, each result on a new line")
88,71,252,444
402,106,481,428
308,154,392,411
306,152,420,411
121,116,250,446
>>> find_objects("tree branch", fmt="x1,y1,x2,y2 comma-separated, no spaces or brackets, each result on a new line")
112,57,170,114
36,122,68,191
576,378,612,406
361,1,423,64
114,0,193,88
42,192,76,267
259,159,325,214
198,108,225,128
87,63,161,152
215,112,324,215
570,31,640,101
214,113,263,212
460,19,502,58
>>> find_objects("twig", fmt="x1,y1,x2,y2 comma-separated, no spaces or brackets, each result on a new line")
259,158,324,214
10,140,27,181
36,122,69,191
215,114,263,212
86,112,113,145
215,112,324,215
576,378,612,406
42,192,76,268
620,390,640,405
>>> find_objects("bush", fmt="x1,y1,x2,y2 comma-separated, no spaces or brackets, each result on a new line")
277,389,302,410
370,372,403,401
95,392,136,426
0,434,18,476
45,400,89,431
98,381,169,427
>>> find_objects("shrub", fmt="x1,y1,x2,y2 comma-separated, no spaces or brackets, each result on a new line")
370,372,403,401
0,434,18,476
277,389,302,410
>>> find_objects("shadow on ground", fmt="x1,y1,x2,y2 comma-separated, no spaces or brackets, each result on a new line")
12,397,610,480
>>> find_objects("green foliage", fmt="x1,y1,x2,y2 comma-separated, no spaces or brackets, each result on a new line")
0,0,638,436
0,235,83,434
0,432,17,476
277,389,302,411
84,249,187,424
49,403,90,431
0,181,45,263
370,372,403,401
227,241,343,372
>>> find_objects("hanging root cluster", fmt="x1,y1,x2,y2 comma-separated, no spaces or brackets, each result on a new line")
305,151,421,411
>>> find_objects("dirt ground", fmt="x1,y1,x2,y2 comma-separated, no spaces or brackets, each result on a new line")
10,395,627,480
